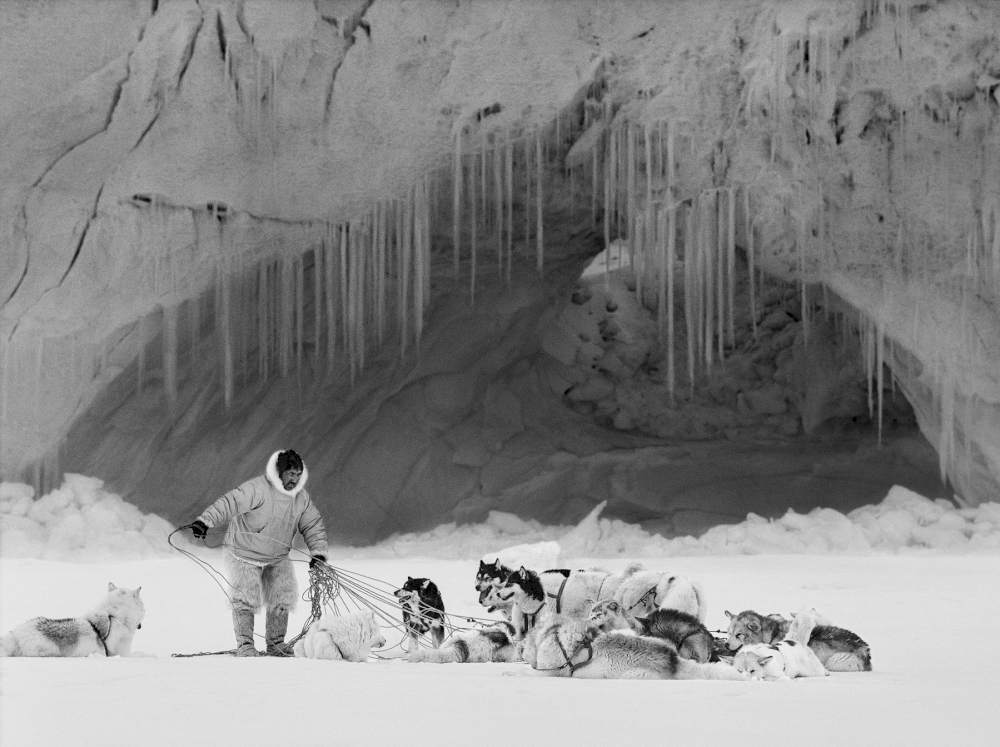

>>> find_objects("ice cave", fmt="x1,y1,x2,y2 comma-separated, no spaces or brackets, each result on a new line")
1,0,998,546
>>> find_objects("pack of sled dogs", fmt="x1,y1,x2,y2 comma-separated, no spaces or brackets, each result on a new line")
397,558,872,680
1,560,872,681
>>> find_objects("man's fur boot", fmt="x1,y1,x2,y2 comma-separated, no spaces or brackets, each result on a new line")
265,606,292,656
233,608,258,657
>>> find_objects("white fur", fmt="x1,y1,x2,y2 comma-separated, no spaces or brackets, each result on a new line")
293,610,385,662
264,450,308,497
613,571,707,622
525,616,746,681
539,562,647,618
734,641,829,681
0,583,145,658
406,624,521,664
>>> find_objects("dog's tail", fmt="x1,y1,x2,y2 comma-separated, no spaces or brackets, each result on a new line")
0,633,19,657
674,658,748,681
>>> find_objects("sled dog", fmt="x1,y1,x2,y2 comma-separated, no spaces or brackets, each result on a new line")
524,616,746,680
477,560,646,620
293,610,386,662
394,577,446,650
734,641,829,681
406,622,520,664
725,608,871,671
0,583,144,658
634,608,715,664
613,570,707,622
587,599,641,635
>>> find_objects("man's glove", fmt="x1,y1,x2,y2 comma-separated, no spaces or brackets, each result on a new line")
309,554,327,569
188,520,208,539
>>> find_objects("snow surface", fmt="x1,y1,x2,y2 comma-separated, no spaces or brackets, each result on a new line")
1,476,999,746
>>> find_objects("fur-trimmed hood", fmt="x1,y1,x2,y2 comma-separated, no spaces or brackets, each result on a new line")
265,450,309,497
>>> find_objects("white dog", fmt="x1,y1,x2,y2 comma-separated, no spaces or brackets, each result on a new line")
293,610,386,662
613,570,707,622
0,583,145,657
524,616,746,680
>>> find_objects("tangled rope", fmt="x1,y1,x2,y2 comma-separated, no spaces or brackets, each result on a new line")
169,526,500,657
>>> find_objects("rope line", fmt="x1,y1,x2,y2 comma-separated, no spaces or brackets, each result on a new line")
169,525,502,657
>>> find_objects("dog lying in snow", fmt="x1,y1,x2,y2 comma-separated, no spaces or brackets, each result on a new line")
725,607,872,672
394,577,446,651
0,583,145,658
733,609,829,680
588,600,715,663
406,622,521,664
522,615,746,680
612,570,707,622
293,610,386,662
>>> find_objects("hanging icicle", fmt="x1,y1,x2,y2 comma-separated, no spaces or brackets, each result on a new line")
453,128,463,276
536,128,544,275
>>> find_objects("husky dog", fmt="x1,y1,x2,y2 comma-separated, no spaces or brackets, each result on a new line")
477,560,646,621
724,610,791,650
613,570,707,622
524,616,747,680
734,641,829,681
293,610,386,662
587,599,640,635
0,583,144,658
725,608,871,672
634,609,715,664
394,577,446,650
406,622,520,664
498,566,550,640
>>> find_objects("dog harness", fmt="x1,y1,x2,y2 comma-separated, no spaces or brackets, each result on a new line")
545,576,569,614
89,616,111,657
625,584,660,614
536,637,595,676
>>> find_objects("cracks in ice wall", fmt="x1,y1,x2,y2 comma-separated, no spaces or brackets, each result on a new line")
321,0,376,125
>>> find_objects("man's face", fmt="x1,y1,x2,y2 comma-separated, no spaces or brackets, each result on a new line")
280,468,302,491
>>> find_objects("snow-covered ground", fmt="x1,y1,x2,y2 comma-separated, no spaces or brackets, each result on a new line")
1,476,999,747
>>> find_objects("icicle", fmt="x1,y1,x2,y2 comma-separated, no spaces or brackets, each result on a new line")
481,138,488,234
703,194,715,373
536,128,544,275
401,195,412,354
162,303,178,418
325,224,337,370
505,138,513,282
938,372,954,485
798,218,808,345
715,190,725,362
684,205,696,395
494,141,503,277
471,141,478,303
189,292,200,368
666,207,676,406
257,263,267,381
453,128,463,276
727,187,736,349
413,184,424,346
626,123,636,266
603,123,612,253
313,243,323,365
339,224,349,369
745,188,757,340
525,135,532,249
876,321,884,446
295,254,304,374
592,129,599,227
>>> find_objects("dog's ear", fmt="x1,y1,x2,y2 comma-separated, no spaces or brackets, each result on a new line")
479,560,487,570
134,587,141,594
758,655,773,667
407,576,414,583
747,620,761,633
421,579,431,590
108,582,117,592
724,610,734,620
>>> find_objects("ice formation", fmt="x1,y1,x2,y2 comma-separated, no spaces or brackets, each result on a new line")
0,1,997,537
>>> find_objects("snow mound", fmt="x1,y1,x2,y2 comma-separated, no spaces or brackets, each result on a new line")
0,475,175,562
341,485,1000,560
2,477,998,562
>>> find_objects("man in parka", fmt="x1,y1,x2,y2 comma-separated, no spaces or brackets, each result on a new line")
186,449,328,656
